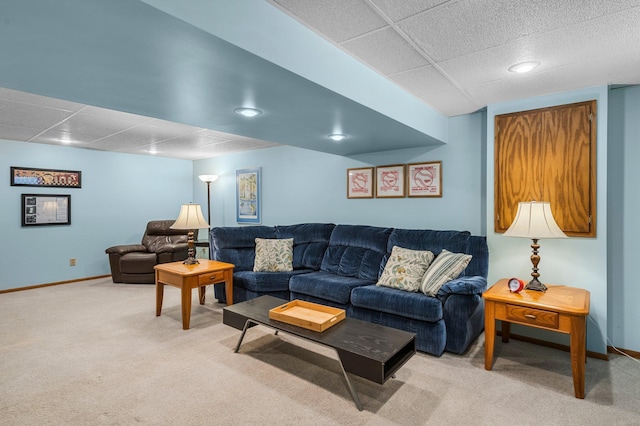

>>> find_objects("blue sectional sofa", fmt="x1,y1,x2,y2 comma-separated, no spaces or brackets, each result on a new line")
210,223,488,356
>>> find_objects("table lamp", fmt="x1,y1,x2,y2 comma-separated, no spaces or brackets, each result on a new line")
503,201,568,292
170,203,210,265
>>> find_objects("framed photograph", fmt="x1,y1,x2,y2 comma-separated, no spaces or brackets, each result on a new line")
11,166,82,188
375,164,406,198
21,194,71,226
236,168,261,223
347,167,374,199
407,161,442,197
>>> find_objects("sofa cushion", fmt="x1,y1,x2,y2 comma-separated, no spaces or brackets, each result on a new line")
289,271,374,305
320,225,392,280
253,238,293,272
351,285,443,322
387,228,471,255
377,246,434,292
420,250,472,296
463,235,489,278
210,226,275,271
275,223,335,270
234,270,313,293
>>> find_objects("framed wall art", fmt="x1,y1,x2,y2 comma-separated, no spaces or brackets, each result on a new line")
376,164,405,198
21,194,71,226
407,161,442,197
347,167,374,199
11,166,82,188
236,168,261,223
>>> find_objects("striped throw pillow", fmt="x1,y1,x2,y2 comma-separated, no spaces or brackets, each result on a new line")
420,249,472,296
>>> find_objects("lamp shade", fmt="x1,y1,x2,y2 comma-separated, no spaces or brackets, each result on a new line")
503,201,568,239
198,174,219,183
170,204,210,230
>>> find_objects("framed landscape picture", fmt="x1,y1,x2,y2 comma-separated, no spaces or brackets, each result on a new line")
236,168,261,223
407,161,442,197
375,164,406,198
347,167,374,199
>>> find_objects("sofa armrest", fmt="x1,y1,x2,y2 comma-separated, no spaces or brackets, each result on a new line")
105,244,147,255
436,276,487,302
156,243,189,254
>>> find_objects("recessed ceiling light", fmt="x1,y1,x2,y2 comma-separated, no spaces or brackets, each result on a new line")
508,61,540,74
235,107,263,118
328,133,347,142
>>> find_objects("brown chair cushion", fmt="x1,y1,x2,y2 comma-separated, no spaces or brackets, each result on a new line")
120,252,157,274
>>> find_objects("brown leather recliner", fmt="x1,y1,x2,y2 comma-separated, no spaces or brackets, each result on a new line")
105,220,197,284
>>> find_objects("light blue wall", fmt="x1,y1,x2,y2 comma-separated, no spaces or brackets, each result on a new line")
193,112,485,234
0,140,193,290
608,85,640,351
487,86,609,354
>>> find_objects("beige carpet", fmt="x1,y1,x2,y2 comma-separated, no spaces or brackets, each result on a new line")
1,277,639,425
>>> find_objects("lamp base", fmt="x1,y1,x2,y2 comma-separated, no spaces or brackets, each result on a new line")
182,231,199,265
182,256,199,265
525,277,547,292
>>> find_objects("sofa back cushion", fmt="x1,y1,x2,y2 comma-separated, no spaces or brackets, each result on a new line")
386,228,488,279
321,225,392,280
210,226,276,271
387,228,470,254
275,223,336,270
463,235,489,278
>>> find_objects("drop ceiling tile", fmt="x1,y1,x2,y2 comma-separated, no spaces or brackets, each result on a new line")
199,139,278,156
81,105,155,125
398,0,640,62
0,124,43,142
154,131,230,150
420,89,482,117
0,99,74,129
271,0,388,42
439,7,640,89
33,112,142,144
389,65,459,97
341,27,429,74
370,0,449,22
0,87,84,112
33,130,102,145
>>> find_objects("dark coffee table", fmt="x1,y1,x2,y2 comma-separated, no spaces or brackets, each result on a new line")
223,295,416,410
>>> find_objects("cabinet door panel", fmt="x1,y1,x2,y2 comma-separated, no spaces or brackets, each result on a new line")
495,100,596,237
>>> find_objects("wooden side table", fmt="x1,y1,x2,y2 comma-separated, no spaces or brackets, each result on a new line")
483,279,590,398
155,260,234,330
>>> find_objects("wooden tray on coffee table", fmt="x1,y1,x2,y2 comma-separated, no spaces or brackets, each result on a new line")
269,299,345,332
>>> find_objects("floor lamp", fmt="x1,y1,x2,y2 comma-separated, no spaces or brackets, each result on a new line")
198,174,219,225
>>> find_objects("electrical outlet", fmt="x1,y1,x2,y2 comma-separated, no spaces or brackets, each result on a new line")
69,258,76,266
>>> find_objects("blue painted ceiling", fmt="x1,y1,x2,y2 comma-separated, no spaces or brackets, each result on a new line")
0,0,445,157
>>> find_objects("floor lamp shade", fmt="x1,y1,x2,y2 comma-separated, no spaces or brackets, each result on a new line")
504,201,567,291
170,204,210,265
198,174,218,226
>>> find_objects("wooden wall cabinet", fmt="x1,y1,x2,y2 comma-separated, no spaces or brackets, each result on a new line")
494,100,596,237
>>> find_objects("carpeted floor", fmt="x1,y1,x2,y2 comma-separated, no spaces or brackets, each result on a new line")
1,277,639,425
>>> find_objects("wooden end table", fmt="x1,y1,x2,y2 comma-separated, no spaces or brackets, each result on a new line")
155,260,234,330
483,279,590,398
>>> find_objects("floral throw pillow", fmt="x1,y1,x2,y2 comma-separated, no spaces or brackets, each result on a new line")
376,246,434,292
420,249,472,296
253,238,294,272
